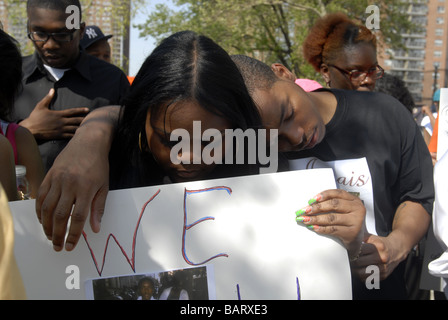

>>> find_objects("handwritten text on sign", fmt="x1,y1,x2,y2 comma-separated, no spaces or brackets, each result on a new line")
11,169,352,299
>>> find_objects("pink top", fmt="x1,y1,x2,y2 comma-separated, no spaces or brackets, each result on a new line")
0,120,19,164
295,79,323,92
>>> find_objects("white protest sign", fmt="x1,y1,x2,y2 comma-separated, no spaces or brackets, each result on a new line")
288,157,376,235
10,169,352,300
420,89,448,291
438,88,448,160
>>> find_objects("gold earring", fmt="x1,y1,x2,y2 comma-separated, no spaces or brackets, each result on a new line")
138,132,143,152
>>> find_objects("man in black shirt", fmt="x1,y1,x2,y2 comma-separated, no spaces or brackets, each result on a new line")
13,0,130,171
232,55,434,299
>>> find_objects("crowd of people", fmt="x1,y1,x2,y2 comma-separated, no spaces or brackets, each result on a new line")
0,0,446,300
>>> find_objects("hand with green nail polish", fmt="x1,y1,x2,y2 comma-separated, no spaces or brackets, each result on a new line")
295,189,367,261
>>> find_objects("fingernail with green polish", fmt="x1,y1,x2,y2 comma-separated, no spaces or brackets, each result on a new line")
296,216,310,223
308,194,322,205
296,206,311,216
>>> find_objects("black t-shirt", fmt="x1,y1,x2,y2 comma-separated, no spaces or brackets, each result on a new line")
286,89,434,299
287,89,434,234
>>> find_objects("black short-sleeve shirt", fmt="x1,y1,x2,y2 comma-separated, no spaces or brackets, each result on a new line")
286,89,434,299
287,89,434,235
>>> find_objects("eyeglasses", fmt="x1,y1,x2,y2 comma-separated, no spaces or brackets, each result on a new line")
328,64,384,82
28,31,75,43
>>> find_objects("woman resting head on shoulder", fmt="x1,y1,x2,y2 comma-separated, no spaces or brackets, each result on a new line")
303,12,383,91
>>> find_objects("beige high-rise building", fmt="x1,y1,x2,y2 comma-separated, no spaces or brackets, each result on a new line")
0,0,130,74
423,0,448,104
379,0,448,106
82,0,131,73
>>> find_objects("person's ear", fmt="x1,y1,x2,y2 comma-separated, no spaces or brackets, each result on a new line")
270,63,296,82
79,22,86,38
320,63,331,87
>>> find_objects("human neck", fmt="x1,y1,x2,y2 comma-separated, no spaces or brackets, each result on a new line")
308,90,337,125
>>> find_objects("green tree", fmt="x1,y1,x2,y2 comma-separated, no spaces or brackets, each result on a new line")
136,0,421,80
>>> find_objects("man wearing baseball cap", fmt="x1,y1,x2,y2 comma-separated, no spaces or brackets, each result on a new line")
81,25,135,84
81,25,113,63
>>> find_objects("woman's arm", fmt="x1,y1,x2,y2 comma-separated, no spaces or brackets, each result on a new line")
14,126,45,199
0,135,18,201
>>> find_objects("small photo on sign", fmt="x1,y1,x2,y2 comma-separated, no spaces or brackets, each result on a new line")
85,265,214,300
